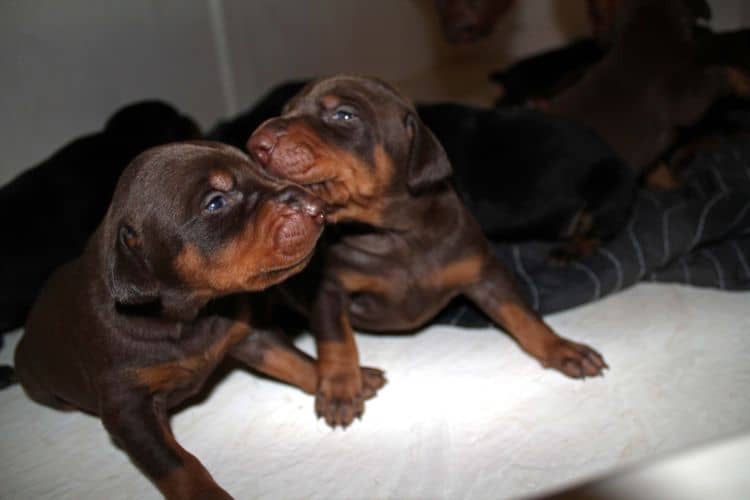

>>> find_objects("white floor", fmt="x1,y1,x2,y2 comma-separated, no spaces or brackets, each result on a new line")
1,283,749,500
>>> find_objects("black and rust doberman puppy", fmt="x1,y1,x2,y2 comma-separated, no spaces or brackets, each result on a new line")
248,76,608,428
213,81,635,255
14,142,381,499
418,102,635,253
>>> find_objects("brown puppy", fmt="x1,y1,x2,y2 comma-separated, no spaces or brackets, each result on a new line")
248,76,607,428
15,142,348,499
549,0,736,172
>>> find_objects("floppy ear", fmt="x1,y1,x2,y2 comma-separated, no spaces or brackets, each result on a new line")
404,113,452,193
109,223,160,305
110,222,206,322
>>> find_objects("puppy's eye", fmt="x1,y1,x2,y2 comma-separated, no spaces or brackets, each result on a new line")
204,193,228,213
330,106,357,122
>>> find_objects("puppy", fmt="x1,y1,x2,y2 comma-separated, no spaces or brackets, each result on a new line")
209,81,634,255
549,0,744,172
418,102,635,257
14,142,350,499
249,76,607,428
0,101,200,336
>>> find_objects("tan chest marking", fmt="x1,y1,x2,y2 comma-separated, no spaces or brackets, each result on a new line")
424,254,484,290
135,321,249,394
337,271,393,295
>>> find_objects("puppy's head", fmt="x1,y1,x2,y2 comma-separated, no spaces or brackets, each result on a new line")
248,75,451,226
105,141,325,320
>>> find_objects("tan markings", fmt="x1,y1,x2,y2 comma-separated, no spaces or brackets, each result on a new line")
496,302,557,359
174,200,317,294
320,94,341,109
727,67,750,98
136,321,250,393
269,122,329,183
156,452,222,500
258,346,318,394
271,121,394,226
208,170,234,191
322,144,393,226
337,271,392,295
563,208,594,239
497,302,537,332
426,254,484,290
646,162,681,191
317,310,360,375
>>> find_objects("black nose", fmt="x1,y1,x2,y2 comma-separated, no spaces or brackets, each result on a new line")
275,186,326,223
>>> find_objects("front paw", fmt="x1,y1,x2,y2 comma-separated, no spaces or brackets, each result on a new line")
540,338,608,378
315,366,385,428
360,366,387,400
547,237,601,267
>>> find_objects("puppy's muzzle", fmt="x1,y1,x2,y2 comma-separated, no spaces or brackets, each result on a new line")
274,185,326,224
248,121,285,167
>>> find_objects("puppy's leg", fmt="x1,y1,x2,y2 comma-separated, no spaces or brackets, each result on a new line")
464,257,607,378
548,210,600,266
310,283,384,428
229,328,318,394
549,158,635,265
229,328,385,402
101,394,232,500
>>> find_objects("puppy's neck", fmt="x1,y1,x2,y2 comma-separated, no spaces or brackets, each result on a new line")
378,182,460,233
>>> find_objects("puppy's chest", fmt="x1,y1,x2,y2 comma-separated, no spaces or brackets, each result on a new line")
331,234,469,328
129,319,247,402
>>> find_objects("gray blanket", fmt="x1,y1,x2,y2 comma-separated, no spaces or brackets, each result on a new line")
438,139,750,327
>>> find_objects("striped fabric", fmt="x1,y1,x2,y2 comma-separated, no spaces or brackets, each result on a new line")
437,139,750,327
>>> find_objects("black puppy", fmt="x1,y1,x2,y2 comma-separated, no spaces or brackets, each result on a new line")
420,103,635,251
0,101,200,337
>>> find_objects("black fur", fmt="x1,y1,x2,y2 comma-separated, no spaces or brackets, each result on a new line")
418,103,635,242
0,101,199,335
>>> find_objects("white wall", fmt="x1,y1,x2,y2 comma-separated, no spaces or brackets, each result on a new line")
0,0,226,185
0,0,587,185
0,0,746,185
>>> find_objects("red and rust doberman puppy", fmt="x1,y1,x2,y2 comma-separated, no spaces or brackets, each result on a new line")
14,142,382,499
248,76,608,428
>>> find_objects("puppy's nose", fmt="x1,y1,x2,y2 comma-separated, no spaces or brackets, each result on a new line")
248,124,283,166
275,186,326,224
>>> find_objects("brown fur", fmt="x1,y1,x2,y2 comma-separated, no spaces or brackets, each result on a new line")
14,142,346,499
249,75,607,428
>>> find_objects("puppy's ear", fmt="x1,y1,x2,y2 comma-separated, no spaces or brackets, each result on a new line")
109,223,160,305
110,222,206,322
404,113,452,194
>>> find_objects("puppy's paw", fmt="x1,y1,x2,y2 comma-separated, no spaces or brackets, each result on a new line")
360,366,387,400
540,338,608,378
315,371,365,428
547,237,600,267
547,246,577,267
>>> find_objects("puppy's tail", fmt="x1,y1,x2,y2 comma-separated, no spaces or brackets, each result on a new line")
0,365,17,390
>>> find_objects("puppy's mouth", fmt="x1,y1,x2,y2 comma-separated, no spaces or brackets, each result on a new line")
296,177,352,220
261,156,354,221
257,247,316,283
